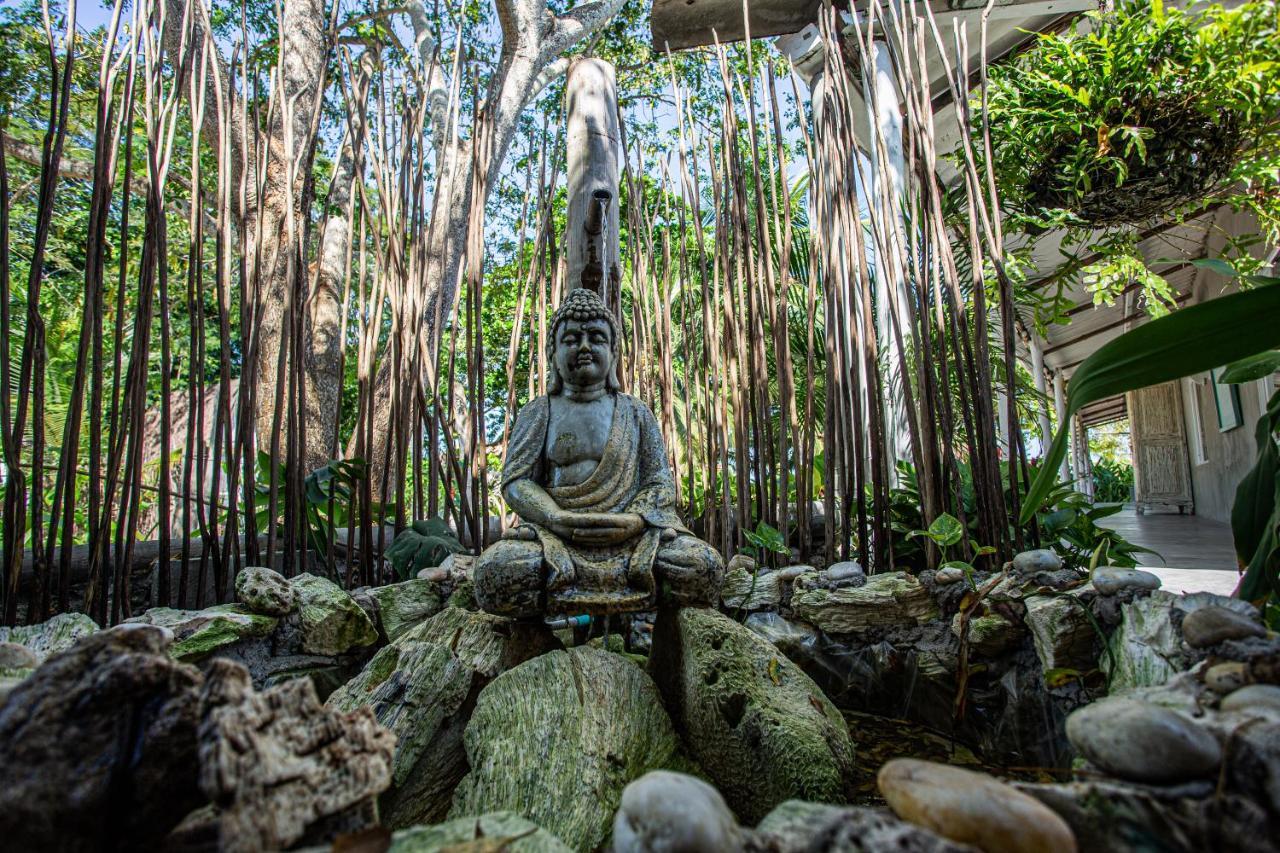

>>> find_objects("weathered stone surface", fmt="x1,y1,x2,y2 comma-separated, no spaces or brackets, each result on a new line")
327,607,559,828
0,610,99,665
1024,589,1097,675
1065,697,1220,784
757,800,978,852
1181,605,1266,649
1206,661,1252,693
0,624,204,852
934,566,965,586
649,607,855,823
950,612,1021,657
1221,683,1280,714
721,566,784,611
825,561,866,587
1092,566,1161,596
1012,549,1063,575
726,553,757,574
387,812,571,852
775,564,815,582
234,565,298,616
1103,591,1183,691
365,578,446,642
0,641,38,673
613,771,744,853
451,646,680,852
126,604,278,661
199,658,394,853
292,573,378,655
878,759,1076,853
1017,778,1275,853
791,571,938,636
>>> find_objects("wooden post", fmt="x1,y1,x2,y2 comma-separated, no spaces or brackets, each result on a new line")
565,58,621,313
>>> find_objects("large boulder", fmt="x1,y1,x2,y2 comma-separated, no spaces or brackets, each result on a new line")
199,659,394,852
125,604,278,661
387,812,570,852
649,607,855,823
363,578,446,642
791,571,938,636
327,607,559,828
0,624,205,852
292,573,378,655
451,646,682,852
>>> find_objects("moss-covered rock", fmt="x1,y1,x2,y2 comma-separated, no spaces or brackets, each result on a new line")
649,607,855,824
720,566,784,612
292,573,378,655
451,646,681,851
234,566,298,616
791,571,938,636
388,812,570,853
365,579,445,643
327,608,559,829
0,611,99,674
950,611,1022,657
125,604,277,661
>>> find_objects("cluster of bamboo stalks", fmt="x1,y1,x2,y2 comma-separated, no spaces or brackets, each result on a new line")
1,0,1035,627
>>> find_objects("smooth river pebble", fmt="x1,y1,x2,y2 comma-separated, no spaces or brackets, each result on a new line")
612,770,743,853
1221,684,1280,714
1065,697,1221,784
1092,566,1162,596
878,758,1076,853
1181,605,1266,648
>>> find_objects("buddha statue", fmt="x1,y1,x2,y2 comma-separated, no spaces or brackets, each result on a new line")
474,288,724,617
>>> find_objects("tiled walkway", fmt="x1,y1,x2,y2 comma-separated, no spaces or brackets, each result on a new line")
1097,506,1241,596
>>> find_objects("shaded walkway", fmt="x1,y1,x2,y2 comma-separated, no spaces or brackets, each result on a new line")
1097,506,1241,596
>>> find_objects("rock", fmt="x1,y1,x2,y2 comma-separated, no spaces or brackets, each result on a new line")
775,564,814,582
386,812,570,852
234,565,298,615
791,571,939,636
721,566,784,611
878,759,1076,853
126,604,278,661
417,566,450,582
1103,591,1184,691
1205,661,1252,694
745,611,819,658
1012,549,1063,575
1092,566,1161,596
1221,684,1280,714
199,658,394,852
1181,606,1266,649
0,610,99,664
612,771,744,853
365,578,445,642
1017,778,1274,853
727,553,757,574
950,612,1021,657
825,560,865,586
649,607,855,824
0,624,204,851
450,646,680,852
328,607,559,828
292,573,378,655
934,566,965,585
1065,697,1221,784
0,641,38,673
1024,590,1097,675
447,577,478,611
756,799,978,852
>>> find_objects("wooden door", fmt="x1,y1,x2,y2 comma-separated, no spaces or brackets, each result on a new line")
1127,381,1194,514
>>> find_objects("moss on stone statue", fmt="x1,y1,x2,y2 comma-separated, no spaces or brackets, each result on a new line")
450,646,681,852
648,607,856,824
387,812,570,853
292,573,378,655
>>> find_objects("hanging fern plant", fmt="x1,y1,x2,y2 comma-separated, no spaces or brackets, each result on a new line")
984,0,1280,232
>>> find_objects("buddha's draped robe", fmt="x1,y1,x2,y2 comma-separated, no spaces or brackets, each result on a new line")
501,392,693,611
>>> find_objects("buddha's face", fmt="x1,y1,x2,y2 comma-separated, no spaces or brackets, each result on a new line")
553,317,613,389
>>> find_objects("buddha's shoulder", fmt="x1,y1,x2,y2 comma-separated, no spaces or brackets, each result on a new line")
615,392,659,418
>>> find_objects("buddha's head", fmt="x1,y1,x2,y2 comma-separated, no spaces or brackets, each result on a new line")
547,288,621,394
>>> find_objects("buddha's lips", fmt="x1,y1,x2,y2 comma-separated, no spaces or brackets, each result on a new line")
573,354,596,366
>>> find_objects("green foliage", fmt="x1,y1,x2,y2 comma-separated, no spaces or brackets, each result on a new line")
741,520,788,562
1022,280,1280,524
985,0,1280,233
1091,457,1135,503
1038,494,1156,570
1230,384,1279,606
385,517,464,581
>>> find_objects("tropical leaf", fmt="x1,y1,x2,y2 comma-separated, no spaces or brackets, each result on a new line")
1022,286,1280,524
